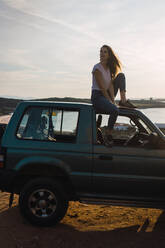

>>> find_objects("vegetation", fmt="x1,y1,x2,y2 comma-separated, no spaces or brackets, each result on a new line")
0,98,22,116
1,97,165,116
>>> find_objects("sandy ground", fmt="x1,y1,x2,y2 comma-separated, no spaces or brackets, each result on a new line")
0,192,165,248
0,115,12,124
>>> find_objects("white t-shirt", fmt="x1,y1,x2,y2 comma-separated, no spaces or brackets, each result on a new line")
92,63,111,91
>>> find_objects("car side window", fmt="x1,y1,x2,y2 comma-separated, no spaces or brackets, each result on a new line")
96,113,160,148
112,116,137,140
96,114,137,142
16,107,50,140
16,107,79,143
52,109,78,137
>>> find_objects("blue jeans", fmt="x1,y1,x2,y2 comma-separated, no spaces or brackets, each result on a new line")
91,73,125,129
91,90,119,129
113,73,126,96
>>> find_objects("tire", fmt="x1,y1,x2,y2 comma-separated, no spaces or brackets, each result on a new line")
19,178,69,226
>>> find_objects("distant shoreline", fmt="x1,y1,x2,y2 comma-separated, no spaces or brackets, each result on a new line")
136,105,165,109
0,97,165,116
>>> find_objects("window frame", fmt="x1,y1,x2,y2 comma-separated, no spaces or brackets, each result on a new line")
16,106,80,143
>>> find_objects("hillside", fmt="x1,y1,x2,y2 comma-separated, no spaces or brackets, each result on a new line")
0,98,22,116
1,97,165,116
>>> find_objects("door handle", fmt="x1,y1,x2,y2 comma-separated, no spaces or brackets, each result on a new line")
99,155,113,160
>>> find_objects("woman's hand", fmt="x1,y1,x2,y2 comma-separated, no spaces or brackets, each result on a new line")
109,99,113,104
110,100,117,106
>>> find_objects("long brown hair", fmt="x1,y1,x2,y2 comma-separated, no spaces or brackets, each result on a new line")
102,45,122,79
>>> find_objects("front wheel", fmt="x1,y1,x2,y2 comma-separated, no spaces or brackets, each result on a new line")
19,178,68,226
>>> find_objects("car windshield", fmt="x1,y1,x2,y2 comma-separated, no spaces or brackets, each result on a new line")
137,118,152,134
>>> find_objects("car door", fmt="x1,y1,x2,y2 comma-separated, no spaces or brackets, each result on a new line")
92,114,165,200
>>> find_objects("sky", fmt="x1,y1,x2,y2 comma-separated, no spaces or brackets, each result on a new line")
0,0,165,99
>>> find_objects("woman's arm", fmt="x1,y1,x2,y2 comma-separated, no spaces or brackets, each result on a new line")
94,69,112,102
108,81,115,104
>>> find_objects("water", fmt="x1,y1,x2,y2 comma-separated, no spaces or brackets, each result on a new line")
0,108,165,128
141,108,165,124
99,108,165,128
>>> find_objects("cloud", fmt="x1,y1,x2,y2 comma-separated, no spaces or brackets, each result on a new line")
2,0,99,39
0,0,165,99
0,49,45,72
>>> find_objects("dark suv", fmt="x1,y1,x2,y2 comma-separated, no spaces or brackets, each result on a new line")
0,101,165,226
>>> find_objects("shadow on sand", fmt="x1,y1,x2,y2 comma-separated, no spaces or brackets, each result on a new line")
0,204,165,248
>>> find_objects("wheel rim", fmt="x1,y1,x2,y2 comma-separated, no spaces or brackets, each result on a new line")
28,189,57,218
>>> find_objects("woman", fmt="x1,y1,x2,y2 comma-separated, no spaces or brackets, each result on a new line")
91,44,135,146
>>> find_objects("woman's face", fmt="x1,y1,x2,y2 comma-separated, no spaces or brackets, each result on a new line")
100,46,109,63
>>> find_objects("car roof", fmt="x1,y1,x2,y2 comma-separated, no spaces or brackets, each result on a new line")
18,101,143,115
18,101,92,109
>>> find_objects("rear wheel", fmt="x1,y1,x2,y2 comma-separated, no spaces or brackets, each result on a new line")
19,178,68,226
